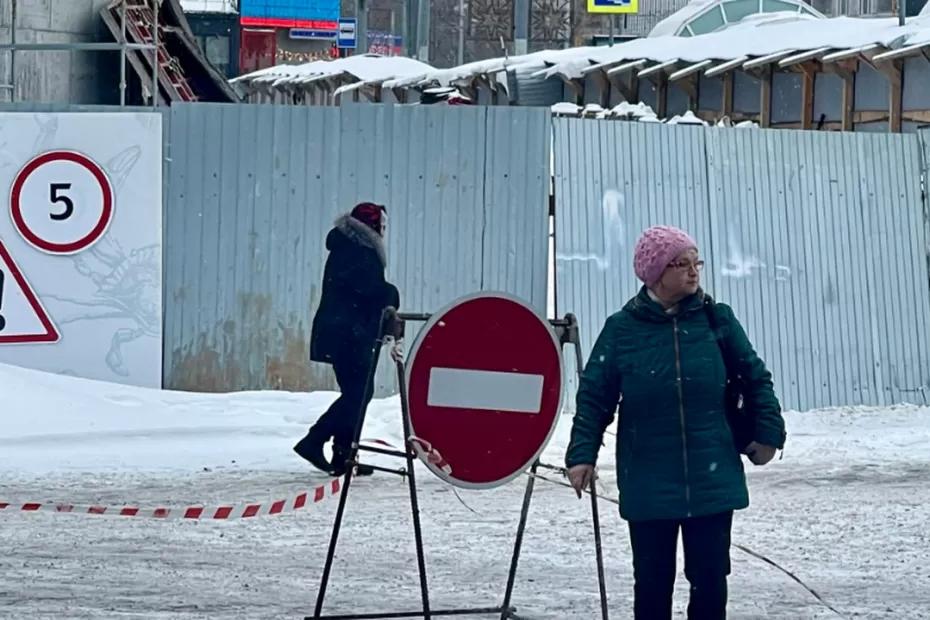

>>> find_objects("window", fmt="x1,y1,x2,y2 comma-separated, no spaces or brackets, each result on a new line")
809,0,834,13
869,0,894,14
724,0,765,22
674,0,826,36
762,0,801,12
688,6,727,35
907,0,929,16
204,35,231,76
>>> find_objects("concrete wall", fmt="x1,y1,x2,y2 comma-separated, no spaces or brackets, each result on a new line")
0,0,117,105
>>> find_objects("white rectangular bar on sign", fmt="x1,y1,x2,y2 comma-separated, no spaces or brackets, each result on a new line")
427,367,544,413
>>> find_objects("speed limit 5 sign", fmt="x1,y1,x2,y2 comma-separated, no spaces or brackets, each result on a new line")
9,150,114,255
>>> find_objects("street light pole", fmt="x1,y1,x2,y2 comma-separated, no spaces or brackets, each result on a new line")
416,0,429,61
356,0,368,54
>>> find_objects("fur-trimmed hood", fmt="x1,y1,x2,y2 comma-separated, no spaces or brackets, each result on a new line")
330,213,386,267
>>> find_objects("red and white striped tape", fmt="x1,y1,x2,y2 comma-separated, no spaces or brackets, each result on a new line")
407,436,453,475
0,478,341,520
360,437,452,476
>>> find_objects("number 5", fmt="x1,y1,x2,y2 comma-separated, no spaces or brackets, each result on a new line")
50,183,74,221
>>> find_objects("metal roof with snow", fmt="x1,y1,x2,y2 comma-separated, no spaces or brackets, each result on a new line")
233,54,435,92
537,14,926,81
382,6,930,97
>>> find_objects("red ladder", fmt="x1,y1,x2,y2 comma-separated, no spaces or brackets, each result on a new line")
123,1,198,102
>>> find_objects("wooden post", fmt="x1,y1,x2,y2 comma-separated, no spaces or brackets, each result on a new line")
566,78,585,106
677,74,699,111
841,72,854,131
888,60,903,133
656,74,668,119
592,69,610,108
608,73,632,102
760,66,773,128
823,58,857,131
800,63,816,130
722,72,734,117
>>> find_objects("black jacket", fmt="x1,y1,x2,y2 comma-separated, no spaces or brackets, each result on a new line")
310,214,400,365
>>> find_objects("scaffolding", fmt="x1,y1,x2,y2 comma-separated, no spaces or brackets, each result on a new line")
0,0,160,107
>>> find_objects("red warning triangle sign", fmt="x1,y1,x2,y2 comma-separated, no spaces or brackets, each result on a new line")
0,241,59,344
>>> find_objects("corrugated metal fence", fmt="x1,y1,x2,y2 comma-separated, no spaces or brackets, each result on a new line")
555,119,930,412
164,103,551,396
3,103,928,412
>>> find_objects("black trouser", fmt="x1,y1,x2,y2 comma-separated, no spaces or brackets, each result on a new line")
311,356,376,451
627,510,733,620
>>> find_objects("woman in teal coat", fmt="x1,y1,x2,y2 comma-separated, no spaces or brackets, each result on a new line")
565,225,786,620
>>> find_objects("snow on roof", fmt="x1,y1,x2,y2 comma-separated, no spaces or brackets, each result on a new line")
538,15,923,80
232,55,435,89
551,101,757,128
381,50,558,89
385,14,930,92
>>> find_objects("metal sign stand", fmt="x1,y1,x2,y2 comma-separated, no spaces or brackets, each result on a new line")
308,308,609,620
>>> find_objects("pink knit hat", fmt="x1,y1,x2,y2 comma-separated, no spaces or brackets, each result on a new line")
633,225,699,288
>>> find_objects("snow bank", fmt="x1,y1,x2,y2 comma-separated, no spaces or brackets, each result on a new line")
0,362,396,474
2,360,929,481
0,362,581,476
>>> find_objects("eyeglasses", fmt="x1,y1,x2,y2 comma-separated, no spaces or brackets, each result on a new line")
668,259,705,272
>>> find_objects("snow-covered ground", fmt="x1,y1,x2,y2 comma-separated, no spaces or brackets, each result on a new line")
1,361,929,619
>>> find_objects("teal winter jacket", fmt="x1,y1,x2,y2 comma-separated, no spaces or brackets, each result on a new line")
565,288,785,522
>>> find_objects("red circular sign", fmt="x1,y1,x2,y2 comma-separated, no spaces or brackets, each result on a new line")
405,292,564,489
9,150,114,255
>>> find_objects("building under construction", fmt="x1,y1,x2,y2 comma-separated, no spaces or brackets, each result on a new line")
0,0,236,105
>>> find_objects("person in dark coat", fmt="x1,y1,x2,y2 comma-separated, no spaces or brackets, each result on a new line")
294,202,401,476
565,225,786,620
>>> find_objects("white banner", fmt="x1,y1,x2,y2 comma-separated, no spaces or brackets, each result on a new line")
0,112,163,387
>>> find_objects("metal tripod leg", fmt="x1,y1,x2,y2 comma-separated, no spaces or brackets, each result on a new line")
314,454,359,617
499,460,538,620
589,477,609,619
395,356,432,619
314,311,391,618
566,313,609,620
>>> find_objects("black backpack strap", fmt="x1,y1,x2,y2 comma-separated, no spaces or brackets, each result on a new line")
704,297,756,454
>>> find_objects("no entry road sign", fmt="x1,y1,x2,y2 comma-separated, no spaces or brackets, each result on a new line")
404,292,564,489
